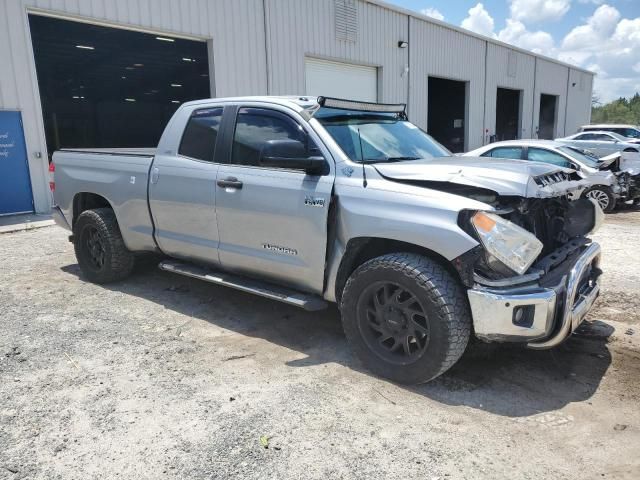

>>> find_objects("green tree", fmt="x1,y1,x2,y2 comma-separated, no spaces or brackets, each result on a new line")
591,93,640,124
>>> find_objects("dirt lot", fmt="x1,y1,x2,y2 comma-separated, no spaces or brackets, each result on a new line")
1,211,640,480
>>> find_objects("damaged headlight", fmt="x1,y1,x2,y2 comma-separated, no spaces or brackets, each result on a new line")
470,212,543,275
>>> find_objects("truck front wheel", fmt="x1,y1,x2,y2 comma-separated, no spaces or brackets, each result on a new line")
340,253,471,384
74,208,134,284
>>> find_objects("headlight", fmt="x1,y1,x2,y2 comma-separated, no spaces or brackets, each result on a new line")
471,212,543,275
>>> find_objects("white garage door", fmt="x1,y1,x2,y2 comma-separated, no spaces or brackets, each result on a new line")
305,58,377,102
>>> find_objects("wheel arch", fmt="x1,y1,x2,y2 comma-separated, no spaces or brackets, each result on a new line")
334,236,463,304
72,192,114,228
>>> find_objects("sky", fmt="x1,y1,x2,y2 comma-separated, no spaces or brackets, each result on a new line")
385,0,640,103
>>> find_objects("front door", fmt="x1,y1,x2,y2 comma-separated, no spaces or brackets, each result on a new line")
148,106,223,265
214,105,334,293
0,111,34,215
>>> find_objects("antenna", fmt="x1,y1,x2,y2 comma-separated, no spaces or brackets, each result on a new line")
357,128,368,188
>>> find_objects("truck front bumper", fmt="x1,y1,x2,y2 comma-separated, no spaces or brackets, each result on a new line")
467,242,601,349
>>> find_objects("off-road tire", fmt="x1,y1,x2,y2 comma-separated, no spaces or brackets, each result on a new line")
73,208,134,284
340,253,471,384
583,186,616,213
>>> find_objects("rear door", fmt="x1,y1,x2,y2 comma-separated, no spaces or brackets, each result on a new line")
214,104,334,293
148,106,224,265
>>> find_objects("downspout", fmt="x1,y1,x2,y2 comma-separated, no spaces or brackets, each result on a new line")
262,0,271,94
482,40,488,145
563,68,571,136
532,57,537,138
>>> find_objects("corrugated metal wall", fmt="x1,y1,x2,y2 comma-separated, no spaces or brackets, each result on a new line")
264,0,408,103
565,68,593,135
408,17,487,149
0,0,594,213
484,43,536,140
0,0,268,213
533,58,569,138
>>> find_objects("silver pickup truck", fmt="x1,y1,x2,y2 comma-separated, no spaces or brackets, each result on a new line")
52,96,603,384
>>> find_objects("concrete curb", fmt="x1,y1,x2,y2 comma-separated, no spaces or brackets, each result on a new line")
0,215,56,235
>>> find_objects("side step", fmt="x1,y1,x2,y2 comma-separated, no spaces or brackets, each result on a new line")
158,260,328,311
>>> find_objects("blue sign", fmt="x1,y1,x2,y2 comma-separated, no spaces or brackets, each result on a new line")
0,111,34,215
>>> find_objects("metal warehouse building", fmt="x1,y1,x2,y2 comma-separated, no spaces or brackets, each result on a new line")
0,0,594,216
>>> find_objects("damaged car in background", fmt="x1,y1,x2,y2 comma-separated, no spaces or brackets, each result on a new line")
51,96,603,384
465,139,640,212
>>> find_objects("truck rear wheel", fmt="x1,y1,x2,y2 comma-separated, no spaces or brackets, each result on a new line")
340,253,471,384
74,208,134,284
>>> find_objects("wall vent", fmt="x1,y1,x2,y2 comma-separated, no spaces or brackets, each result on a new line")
335,0,358,42
507,51,517,78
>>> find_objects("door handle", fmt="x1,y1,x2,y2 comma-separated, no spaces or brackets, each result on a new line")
151,167,160,184
217,176,243,189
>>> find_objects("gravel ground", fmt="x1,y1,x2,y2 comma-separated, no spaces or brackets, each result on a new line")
1,213,640,480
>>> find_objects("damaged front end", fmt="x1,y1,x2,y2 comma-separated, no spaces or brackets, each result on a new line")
373,156,604,348
454,188,603,349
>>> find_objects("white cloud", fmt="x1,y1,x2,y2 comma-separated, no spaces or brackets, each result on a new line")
562,4,620,50
461,3,496,38
509,0,571,24
420,7,444,21
560,5,640,101
498,19,556,55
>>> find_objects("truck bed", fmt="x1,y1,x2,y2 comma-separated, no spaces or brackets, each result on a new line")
53,148,157,252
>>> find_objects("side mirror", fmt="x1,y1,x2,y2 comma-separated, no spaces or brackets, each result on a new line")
259,139,326,174
570,163,580,171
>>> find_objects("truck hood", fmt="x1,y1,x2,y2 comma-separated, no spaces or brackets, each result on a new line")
373,156,586,198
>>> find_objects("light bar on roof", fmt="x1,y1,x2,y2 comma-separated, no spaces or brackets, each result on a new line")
317,96,406,115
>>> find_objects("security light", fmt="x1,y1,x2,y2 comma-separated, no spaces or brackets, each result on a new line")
398,41,408,48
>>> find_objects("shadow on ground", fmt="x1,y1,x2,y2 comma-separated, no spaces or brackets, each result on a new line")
61,260,614,418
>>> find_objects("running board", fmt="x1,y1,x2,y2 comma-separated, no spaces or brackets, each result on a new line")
158,260,328,311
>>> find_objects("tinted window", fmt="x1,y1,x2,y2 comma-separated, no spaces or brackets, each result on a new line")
178,107,223,161
231,108,307,167
527,147,572,168
574,133,595,140
619,128,640,139
592,134,614,141
483,146,523,159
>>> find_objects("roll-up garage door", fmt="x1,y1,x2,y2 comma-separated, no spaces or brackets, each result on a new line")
304,58,377,102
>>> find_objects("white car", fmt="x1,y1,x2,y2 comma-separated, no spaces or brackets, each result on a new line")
580,124,640,141
465,139,640,212
555,131,640,158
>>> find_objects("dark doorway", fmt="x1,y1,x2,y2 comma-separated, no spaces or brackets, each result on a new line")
28,15,211,158
427,77,467,152
538,94,558,139
495,88,521,141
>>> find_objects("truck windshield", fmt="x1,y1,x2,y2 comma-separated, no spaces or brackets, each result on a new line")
315,108,451,163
